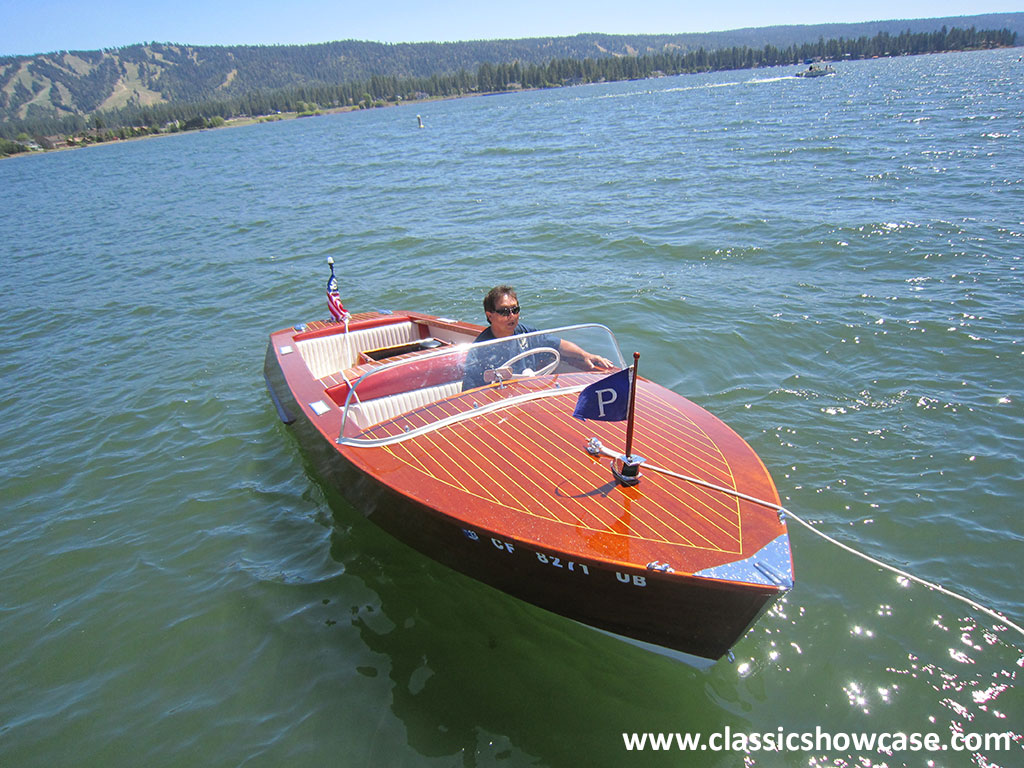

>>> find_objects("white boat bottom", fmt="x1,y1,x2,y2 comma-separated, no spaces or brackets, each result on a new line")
579,622,719,670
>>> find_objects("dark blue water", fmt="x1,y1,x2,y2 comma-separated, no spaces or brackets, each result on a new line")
2,48,1021,766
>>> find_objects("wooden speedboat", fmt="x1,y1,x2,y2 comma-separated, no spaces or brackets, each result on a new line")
264,305,793,666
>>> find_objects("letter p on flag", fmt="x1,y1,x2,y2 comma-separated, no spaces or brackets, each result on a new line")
572,368,631,421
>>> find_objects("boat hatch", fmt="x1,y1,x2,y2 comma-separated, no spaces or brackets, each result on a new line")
362,338,450,361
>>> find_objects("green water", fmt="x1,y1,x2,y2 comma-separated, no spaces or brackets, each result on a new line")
1,48,1021,766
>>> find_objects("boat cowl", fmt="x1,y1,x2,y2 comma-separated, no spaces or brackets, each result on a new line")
694,534,794,589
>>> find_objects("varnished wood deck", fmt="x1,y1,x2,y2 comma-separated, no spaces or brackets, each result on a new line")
349,373,782,577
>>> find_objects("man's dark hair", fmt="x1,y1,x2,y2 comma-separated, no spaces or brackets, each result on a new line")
483,285,517,313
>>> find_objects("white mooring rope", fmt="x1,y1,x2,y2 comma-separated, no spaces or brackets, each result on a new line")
780,507,1024,640
587,439,1024,641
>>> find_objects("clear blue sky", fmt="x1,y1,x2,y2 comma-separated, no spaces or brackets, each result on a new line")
1,0,1019,57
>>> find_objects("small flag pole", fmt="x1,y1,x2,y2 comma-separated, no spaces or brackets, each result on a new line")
623,352,640,461
611,352,644,486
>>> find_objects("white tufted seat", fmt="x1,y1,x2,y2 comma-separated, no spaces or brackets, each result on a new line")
342,380,463,430
295,322,420,380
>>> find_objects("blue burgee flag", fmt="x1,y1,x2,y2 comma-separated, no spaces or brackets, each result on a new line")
572,368,632,421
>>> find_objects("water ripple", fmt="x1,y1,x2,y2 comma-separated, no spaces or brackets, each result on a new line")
1,48,1022,768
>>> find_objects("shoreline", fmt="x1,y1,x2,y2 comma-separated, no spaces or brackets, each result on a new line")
4,44,1018,160
0,91,490,159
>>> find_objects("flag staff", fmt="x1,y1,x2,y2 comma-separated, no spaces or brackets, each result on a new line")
571,351,644,486
612,352,643,486
624,352,640,461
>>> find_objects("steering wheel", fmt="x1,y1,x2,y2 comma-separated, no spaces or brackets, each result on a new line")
497,346,561,377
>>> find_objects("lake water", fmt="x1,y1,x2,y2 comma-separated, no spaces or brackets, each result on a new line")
2,48,1021,766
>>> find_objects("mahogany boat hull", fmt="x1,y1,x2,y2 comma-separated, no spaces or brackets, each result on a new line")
263,313,792,665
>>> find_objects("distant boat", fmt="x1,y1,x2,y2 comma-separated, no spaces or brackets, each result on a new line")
265,301,793,666
795,63,835,78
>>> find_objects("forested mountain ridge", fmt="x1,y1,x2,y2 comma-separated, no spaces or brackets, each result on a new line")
3,12,1020,128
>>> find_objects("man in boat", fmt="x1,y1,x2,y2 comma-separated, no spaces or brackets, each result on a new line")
461,285,614,390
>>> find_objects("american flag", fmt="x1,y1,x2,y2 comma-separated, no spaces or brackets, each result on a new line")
326,263,348,321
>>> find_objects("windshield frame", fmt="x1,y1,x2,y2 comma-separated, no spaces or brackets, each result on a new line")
336,323,625,447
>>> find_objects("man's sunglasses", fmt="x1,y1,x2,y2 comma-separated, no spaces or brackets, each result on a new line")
491,305,520,316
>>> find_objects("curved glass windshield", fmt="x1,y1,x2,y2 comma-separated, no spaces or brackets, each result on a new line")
337,324,625,446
